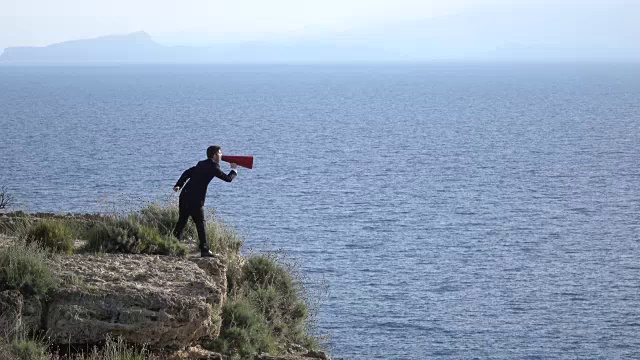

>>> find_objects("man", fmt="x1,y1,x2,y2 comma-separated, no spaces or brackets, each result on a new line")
173,145,237,257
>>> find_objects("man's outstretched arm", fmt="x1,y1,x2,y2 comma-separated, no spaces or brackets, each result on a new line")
214,163,238,182
173,167,194,191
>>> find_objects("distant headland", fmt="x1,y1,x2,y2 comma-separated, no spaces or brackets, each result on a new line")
2,14,639,65
0,32,166,64
0,31,396,65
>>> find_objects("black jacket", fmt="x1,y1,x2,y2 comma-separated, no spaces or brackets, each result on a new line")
175,159,236,207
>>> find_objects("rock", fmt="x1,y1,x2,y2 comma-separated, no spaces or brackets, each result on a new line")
189,255,227,305
287,343,307,354
304,350,331,360
254,350,332,360
168,345,223,359
22,295,42,332
45,254,226,348
0,290,23,334
0,290,43,335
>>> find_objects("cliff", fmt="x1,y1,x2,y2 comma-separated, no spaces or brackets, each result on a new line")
0,208,331,360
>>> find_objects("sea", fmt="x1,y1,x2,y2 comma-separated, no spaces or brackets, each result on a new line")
1,63,639,359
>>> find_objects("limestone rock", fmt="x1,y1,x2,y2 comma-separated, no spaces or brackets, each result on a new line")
22,295,42,332
0,290,22,334
45,254,226,348
189,255,227,305
255,350,332,360
304,350,331,360
168,345,223,359
0,289,43,335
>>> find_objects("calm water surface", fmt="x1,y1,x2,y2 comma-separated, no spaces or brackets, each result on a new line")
1,64,639,359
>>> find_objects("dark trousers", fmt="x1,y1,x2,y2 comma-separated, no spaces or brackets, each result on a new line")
173,204,209,252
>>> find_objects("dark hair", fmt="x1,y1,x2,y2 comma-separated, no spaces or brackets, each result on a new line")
207,146,221,159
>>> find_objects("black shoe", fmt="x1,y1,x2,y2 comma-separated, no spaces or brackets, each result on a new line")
201,250,215,257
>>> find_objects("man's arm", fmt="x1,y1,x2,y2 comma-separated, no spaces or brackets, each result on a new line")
213,163,238,183
173,167,194,191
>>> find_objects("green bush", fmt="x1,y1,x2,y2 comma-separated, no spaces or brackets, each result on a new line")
85,218,187,257
8,339,48,360
80,336,156,360
207,221,243,257
242,256,314,347
0,216,32,241
213,255,317,357
241,256,295,292
0,243,58,296
135,204,188,237
26,220,74,255
226,257,244,296
248,287,308,336
134,203,243,256
212,299,277,358
0,335,156,360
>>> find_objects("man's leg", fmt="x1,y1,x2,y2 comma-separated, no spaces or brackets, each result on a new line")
173,204,190,240
191,206,209,253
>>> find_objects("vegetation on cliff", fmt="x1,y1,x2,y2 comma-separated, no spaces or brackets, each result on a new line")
27,221,74,255
0,203,325,360
0,336,156,360
211,254,317,358
0,242,58,297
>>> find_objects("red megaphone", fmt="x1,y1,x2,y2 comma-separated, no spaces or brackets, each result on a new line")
221,155,254,169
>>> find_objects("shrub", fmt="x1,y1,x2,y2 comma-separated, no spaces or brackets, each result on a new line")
242,256,314,347
226,257,244,296
212,299,276,358
85,218,187,257
213,255,317,357
0,243,58,296
59,218,93,242
8,339,48,360
241,256,296,293
0,216,32,239
135,203,189,238
134,203,243,256
80,335,156,360
26,220,74,255
207,221,243,257
248,287,307,336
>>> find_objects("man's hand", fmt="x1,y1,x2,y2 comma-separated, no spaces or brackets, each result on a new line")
230,163,238,169
173,186,180,192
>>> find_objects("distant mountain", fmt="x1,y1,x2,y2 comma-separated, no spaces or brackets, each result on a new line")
2,1,639,65
0,32,167,64
0,31,398,64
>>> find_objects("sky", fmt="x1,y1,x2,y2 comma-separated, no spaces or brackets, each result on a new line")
1,0,639,59
0,0,581,46
1,0,483,47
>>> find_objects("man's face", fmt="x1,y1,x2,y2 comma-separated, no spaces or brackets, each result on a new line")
213,149,222,162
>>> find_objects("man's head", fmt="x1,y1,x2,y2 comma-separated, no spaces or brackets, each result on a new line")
207,145,222,162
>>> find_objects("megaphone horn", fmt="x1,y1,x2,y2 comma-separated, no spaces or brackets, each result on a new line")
221,155,254,169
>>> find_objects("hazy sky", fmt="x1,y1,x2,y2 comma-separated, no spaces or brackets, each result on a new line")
0,0,553,46
1,0,638,49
